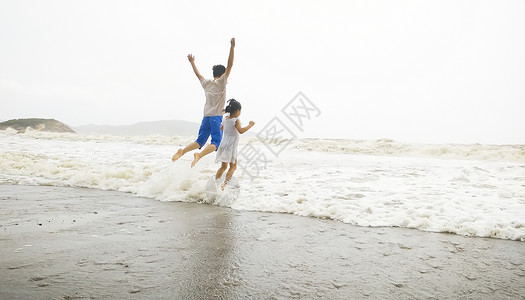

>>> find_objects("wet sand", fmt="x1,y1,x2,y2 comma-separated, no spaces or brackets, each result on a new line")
1,185,524,299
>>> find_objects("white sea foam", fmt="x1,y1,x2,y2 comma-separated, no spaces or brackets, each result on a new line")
1,129,524,241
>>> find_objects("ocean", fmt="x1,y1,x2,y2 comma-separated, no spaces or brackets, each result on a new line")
1,128,524,241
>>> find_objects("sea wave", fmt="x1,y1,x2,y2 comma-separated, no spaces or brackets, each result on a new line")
0,127,195,146
1,129,525,241
2,128,524,162
291,138,525,162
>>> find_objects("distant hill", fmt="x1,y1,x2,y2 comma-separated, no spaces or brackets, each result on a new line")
0,118,75,133
74,120,200,136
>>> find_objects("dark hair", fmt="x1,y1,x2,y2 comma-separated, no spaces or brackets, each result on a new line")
212,65,226,78
224,99,242,114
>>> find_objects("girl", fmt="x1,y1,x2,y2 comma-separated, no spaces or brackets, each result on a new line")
215,99,255,190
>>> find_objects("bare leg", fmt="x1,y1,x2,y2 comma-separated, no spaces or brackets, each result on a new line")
172,142,200,162
221,162,237,191
191,144,217,167
216,162,229,180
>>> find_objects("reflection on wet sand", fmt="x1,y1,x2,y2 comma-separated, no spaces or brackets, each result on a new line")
176,208,239,299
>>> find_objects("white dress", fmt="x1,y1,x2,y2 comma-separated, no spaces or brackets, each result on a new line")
216,117,240,163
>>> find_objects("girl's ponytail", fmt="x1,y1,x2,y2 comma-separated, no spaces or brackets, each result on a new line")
225,99,242,113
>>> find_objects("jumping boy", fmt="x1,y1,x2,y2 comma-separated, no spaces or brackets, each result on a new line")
172,38,235,167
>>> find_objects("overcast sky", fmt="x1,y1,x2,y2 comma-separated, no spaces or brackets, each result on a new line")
1,0,524,144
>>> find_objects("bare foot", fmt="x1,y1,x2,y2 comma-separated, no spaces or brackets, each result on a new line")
221,180,229,191
191,153,201,168
171,149,183,162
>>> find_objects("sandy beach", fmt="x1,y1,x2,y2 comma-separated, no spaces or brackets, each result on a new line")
1,184,524,299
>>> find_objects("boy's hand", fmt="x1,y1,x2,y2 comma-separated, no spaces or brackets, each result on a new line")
249,121,255,126
230,38,235,47
187,54,203,80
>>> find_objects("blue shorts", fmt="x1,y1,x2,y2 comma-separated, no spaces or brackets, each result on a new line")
195,116,223,149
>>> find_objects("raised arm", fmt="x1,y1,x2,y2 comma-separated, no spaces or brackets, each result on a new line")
236,120,255,134
224,38,235,77
187,54,203,81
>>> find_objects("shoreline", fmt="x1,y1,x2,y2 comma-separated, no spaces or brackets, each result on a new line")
1,184,524,299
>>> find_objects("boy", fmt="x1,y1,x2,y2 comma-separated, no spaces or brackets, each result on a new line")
172,38,235,167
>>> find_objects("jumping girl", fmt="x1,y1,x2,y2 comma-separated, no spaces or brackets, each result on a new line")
215,99,255,190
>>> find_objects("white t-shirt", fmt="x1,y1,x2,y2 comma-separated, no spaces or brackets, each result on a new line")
200,75,228,117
